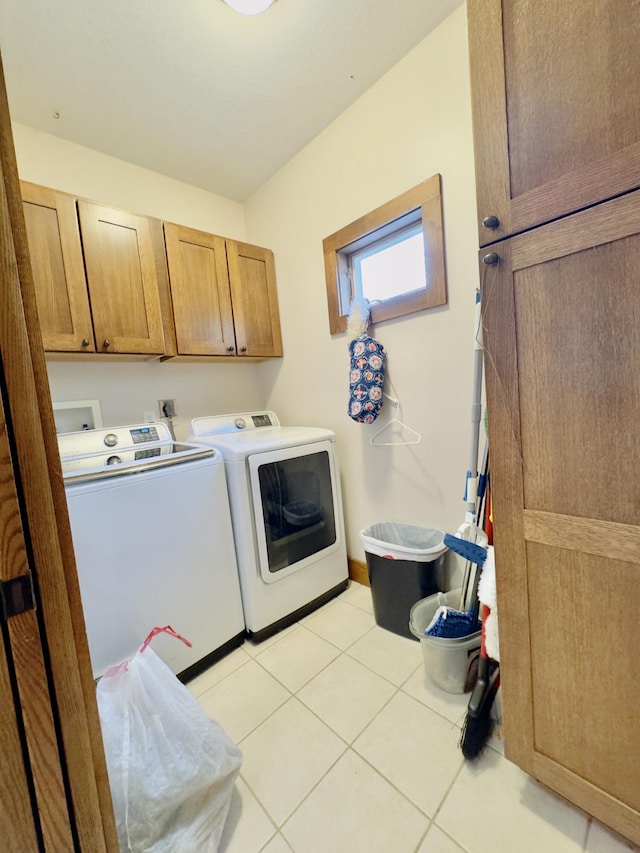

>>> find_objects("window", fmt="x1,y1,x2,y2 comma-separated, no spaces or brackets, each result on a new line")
323,174,447,334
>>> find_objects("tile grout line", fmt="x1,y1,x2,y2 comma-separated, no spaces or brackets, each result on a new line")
276,741,351,846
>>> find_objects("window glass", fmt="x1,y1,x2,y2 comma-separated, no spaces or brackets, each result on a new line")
354,225,426,304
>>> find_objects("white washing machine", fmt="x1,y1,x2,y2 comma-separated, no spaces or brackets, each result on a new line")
188,412,349,641
58,422,245,679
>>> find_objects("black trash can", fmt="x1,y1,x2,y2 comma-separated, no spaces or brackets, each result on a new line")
359,522,447,640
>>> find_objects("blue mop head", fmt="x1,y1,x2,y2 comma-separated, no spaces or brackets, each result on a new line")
425,605,480,639
444,533,488,566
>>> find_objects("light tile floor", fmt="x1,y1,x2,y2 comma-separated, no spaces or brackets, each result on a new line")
188,582,639,853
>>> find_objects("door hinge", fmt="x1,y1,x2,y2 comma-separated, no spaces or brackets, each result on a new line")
0,574,36,623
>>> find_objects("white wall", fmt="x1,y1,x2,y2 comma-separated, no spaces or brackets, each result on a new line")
12,123,266,430
245,4,480,561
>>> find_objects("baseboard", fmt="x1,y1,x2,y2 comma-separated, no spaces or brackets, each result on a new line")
348,556,369,587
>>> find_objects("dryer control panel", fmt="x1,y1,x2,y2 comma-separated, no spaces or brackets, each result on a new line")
192,411,281,437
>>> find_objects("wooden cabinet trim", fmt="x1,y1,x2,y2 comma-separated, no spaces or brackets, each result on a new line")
467,0,513,243
480,242,534,771
510,190,640,269
533,754,640,847
524,511,640,566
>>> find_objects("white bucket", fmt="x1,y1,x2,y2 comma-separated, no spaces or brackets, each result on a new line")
409,589,481,694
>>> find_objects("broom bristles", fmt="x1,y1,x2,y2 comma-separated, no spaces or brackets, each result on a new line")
460,707,493,759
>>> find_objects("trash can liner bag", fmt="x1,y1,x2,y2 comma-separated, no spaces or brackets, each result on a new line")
360,522,447,562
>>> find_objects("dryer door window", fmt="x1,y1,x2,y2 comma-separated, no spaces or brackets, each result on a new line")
249,440,340,583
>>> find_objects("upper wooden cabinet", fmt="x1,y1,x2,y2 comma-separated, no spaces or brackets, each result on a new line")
226,240,282,358
21,181,282,361
21,182,165,356
164,222,282,359
21,182,95,352
468,0,640,245
77,201,165,355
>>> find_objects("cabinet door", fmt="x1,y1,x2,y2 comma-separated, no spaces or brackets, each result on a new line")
78,201,164,354
20,182,95,352
468,0,640,245
164,223,236,356
482,191,640,844
227,241,283,357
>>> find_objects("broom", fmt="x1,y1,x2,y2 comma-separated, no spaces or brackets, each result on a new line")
460,603,500,759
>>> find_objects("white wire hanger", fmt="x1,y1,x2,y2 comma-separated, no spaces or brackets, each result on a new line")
370,389,422,446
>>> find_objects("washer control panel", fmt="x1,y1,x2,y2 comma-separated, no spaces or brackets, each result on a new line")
130,426,160,444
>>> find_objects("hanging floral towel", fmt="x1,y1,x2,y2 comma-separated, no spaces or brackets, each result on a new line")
348,336,386,423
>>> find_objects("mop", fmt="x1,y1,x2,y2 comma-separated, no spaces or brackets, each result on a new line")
425,288,487,640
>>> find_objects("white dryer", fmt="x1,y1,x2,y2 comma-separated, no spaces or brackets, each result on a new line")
188,412,349,641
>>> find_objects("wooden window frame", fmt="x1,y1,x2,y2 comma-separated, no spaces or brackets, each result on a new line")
323,174,447,335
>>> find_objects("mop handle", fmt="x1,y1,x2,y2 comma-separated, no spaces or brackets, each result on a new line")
464,290,484,517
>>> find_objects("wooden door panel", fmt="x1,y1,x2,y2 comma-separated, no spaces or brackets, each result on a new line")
78,201,164,354
528,543,640,812
513,237,640,525
0,629,41,852
504,1,640,198
164,223,235,355
481,189,640,843
20,182,94,352
227,241,282,357
1,395,84,846
468,0,640,244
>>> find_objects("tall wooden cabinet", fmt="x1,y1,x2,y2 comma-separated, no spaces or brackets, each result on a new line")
468,0,640,844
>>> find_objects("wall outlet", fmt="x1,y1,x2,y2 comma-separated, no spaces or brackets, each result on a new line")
143,411,156,424
158,399,176,418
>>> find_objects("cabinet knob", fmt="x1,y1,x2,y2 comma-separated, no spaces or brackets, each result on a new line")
482,253,500,266
226,345,235,353
81,338,90,348
102,339,111,349
482,215,500,229
240,346,247,353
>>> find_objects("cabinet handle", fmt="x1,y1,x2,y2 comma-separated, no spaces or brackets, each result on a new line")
482,253,500,266
482,215,500,229
102,339,111,349
81,338,90,348
226,345,235,353
240,346,247,353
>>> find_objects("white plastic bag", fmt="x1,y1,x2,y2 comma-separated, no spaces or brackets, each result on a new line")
96,627,242,852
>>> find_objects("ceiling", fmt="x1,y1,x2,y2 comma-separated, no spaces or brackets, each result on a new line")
0,0,462,202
